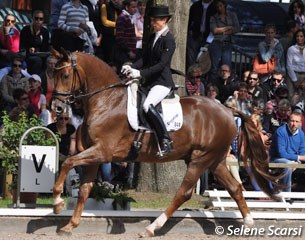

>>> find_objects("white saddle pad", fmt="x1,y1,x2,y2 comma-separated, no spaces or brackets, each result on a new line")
127,84,183,131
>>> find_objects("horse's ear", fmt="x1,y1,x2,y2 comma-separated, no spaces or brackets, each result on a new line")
50,47,63,60
60,48,70,62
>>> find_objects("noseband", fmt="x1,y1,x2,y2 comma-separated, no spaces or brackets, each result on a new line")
53,53,130,105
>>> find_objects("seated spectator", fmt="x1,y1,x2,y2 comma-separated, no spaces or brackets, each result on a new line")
215,64,239,103
20,10,50,75
265,85,290,115
111,162,134,189
247,71,265,102
0,65,31,83
47,109,76,163
206,83,221,103
263,99,291,136
0,14,20,68
269,111,305,192
236,82,251,115
58,0,92,53
0,58,29,104
185,64,205,96
261,70,286,102
28,74,47,116
40,55,57,106
9,88,35,121
286,29,305,97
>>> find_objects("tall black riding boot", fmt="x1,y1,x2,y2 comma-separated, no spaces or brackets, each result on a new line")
146,104,173,155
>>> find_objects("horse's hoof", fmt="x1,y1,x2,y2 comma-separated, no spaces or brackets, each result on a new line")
53,200,64,214
144,227,155,237
244,214,254,227
57,228,72,236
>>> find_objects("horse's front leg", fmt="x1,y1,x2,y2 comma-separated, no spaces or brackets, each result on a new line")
58,166,97,235
53,147,100,214
53,156,74,214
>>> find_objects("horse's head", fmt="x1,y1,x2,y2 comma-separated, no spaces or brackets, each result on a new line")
51,48,85,106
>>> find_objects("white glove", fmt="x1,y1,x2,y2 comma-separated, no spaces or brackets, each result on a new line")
121,65,132,75
127,68,141,79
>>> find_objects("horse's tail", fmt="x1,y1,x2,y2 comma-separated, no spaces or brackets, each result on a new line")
234,109,278,200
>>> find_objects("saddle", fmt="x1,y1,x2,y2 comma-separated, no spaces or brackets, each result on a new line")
127,82,183,132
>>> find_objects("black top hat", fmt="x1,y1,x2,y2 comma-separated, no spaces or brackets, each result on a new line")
149,5,172,18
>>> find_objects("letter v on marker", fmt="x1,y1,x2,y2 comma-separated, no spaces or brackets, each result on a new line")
32,154,46,173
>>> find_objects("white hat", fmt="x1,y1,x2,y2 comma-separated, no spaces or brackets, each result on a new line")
29,74,41,83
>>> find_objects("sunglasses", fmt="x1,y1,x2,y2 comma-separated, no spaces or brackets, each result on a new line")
249,77,258,81
278,95,288,99
6,19,15,23
190,75,202,80
13,64,22,68
34,17,44,21
272,78,282,83
59,117,69,121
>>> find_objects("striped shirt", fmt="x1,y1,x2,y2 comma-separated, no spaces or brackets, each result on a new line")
115,11,136,52
58,2,89,33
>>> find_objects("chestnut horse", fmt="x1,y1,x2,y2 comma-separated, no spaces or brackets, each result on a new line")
51,50,276,237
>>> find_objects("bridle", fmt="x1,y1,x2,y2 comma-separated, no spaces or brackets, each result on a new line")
53,53,131,105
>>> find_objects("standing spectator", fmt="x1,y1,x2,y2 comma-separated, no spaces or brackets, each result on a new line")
58,0,91,53
113,0,138,72
215,64,239,103
0,14,20,68
50,0,69,51
185,64,205,96
81,0,102,57
208,0,240,83
40,56,57,106
286,29,305,98
0,58,29,104
101,0,123,64
257,24,285,78
186,0,216,70
288,0,305,30
247,71,265,102
269,111,305,192
28,74,47,116
133,0,146,60
280,20,298,61
20,10,50,75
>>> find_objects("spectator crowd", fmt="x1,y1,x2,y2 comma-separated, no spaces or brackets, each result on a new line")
1,0,305,195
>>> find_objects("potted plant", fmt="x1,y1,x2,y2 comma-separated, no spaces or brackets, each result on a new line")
0,111,58,203
67,181,136,210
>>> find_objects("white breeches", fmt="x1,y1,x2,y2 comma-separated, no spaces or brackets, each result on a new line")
143,85,171,113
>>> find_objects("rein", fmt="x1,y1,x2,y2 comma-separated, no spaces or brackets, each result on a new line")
53,53,131,104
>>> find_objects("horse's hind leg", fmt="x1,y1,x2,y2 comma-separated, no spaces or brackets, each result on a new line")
143,161,204,237
58,165,97,236
211,162,254,227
